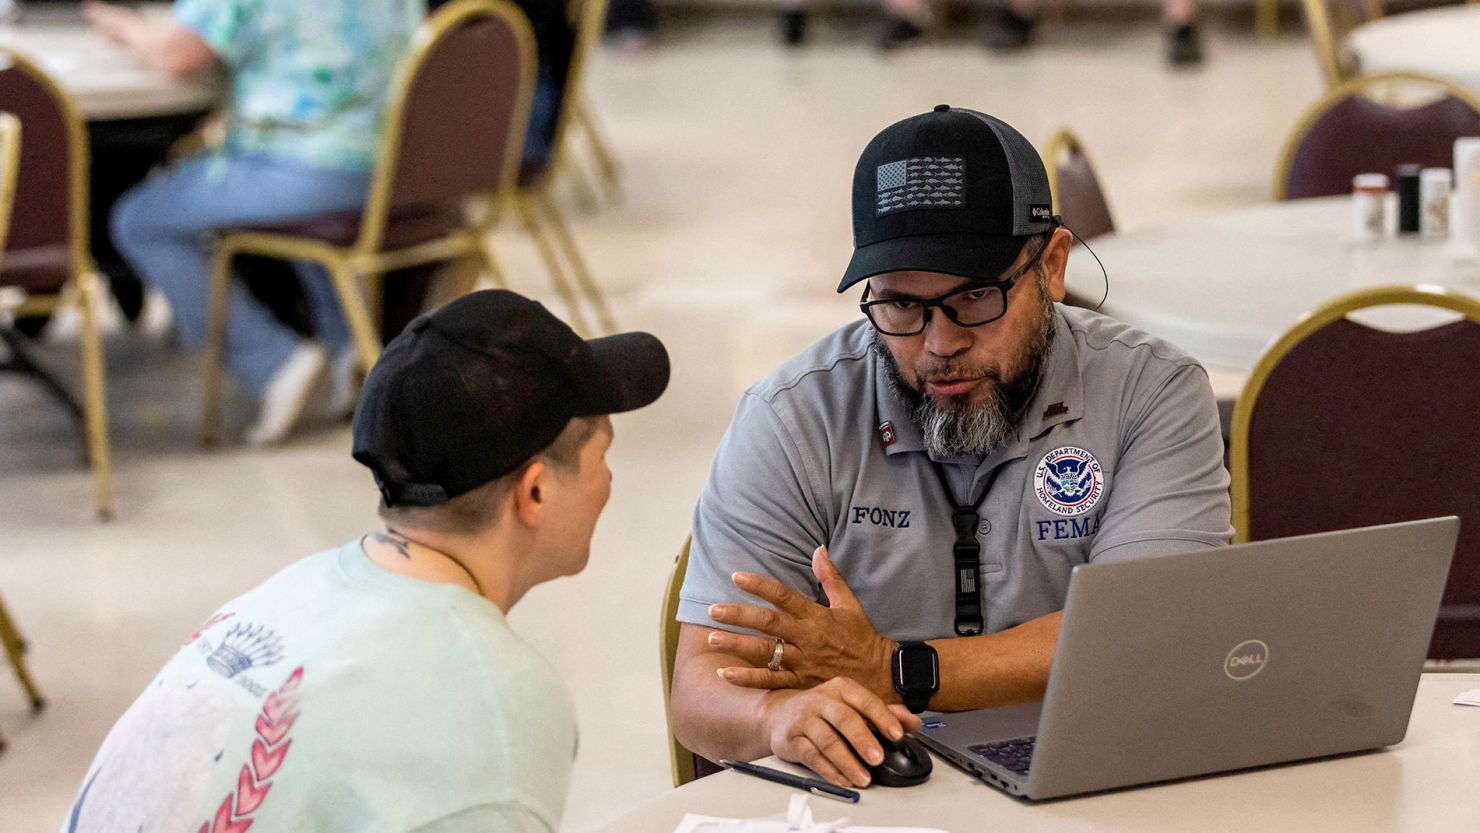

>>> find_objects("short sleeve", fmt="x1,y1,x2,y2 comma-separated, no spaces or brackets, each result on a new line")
173,0,259,67
680,391,830,630
1090,363,1234,563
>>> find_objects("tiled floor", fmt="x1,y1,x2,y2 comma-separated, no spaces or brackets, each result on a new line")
0,13,1322,832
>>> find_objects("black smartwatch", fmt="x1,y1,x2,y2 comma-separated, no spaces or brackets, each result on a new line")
891,641,939,714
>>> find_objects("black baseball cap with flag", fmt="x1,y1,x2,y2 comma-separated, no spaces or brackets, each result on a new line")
352,290,670,507
839,105,1056,292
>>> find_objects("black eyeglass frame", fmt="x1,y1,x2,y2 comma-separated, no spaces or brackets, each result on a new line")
858,230,1056,337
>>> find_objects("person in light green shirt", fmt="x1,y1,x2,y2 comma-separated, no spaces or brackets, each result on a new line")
86,0,423,445
60,291,672,832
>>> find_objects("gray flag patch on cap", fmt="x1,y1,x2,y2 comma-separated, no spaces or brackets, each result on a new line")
876,157,966,215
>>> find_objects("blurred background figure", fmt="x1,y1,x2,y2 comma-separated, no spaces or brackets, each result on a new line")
780,0,931,50
985,0,1202,64
82,0,422,445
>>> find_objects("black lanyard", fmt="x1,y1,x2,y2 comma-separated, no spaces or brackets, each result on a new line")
929,461,999,637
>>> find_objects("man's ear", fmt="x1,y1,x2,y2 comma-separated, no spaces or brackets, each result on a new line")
511,461,548,528
1041,226,1073,303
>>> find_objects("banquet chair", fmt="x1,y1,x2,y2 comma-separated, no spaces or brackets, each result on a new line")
1301,0,1385,86
1043,128,1113,311
660,537,727,786
0,111,49,754
202,0,536,443
1274,71,1480,201
0,50,114,520
1230,285,1480,659
1043,128,1114,243
513,0,618,336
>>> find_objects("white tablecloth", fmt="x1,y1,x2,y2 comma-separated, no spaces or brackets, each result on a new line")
1349,6,1480,94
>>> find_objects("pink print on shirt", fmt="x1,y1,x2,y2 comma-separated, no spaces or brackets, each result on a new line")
197,665,303,833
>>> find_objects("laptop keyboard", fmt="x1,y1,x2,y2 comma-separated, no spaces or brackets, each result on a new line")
968,737,1036,775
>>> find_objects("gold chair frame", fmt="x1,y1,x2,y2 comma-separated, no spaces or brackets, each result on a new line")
1302,0,1386,87
1230,284,1480,541
0,51,114,520
0,110,49,753
514,0,618,336
1042,126,1115,233
660,537,700,786
1271,70,1480,201
202,0,536,444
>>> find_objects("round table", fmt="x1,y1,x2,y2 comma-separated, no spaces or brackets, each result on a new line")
0,5,222,120
1061,196,1480,378
598,674,1480,833
1348,6,1480,94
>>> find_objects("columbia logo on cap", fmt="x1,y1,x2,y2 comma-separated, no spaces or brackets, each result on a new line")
876,157,966,216
1030,204,1052,221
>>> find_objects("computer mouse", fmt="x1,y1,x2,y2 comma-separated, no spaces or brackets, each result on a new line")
863,726,932,787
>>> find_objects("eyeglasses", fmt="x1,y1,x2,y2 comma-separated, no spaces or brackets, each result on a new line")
859,235,1051,337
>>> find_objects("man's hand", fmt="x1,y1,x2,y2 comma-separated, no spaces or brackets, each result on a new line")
82,0,139,46
761,677,923,788
708,546,896,700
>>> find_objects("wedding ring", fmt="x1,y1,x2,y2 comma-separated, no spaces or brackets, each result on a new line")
767,638,785,672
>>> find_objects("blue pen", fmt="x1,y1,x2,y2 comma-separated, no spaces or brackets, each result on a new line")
719,759,862,803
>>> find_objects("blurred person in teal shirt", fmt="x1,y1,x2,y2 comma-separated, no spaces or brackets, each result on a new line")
85,0,423,445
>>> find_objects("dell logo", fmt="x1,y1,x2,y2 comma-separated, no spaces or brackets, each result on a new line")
1224,640,1269,681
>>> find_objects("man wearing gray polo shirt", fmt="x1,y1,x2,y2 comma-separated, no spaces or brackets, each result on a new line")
669,106,1232,789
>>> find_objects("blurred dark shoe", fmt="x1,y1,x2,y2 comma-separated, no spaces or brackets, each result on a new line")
1166,23,1203,65
781,8,809,46
984,7,1036,51
878,16,925,51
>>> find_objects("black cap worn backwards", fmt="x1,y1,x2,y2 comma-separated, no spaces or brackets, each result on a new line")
352,290,670,507
840,104,1055,292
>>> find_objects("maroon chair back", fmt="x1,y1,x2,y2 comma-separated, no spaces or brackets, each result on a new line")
0,51,77,294
382,4,532,223
1241,308,1480,658
1055,149,1115,242
1282,87,1480,200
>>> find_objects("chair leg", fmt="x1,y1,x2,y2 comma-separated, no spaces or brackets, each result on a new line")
0,594,45,713
76,272,114,521
202,246,234,447
515,194,595,335
469,236,510,293
1255,0,1278,38
556,155,600,214
532,191,618,334
327,263,383,374
576,97,622,196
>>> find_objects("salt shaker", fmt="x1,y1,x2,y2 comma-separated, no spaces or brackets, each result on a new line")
1352,173,1389,243
1420,168,1451,238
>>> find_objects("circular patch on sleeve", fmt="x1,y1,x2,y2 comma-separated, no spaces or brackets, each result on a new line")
1033,446,1105,516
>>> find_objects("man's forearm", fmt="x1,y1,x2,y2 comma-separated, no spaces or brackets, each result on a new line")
116,18,216,79
926,610,1060,712
670,628,782,763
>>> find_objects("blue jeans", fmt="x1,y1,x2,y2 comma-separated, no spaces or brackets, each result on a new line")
112,152,371,395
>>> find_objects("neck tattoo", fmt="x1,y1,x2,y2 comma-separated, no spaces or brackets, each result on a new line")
369,529,483,596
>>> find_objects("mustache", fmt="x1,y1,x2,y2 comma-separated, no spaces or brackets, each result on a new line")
915,363,1004,389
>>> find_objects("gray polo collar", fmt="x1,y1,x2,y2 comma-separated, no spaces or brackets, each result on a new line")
872,308,1083,463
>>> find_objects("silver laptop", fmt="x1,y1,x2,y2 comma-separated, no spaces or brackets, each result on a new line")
916,517,1459,800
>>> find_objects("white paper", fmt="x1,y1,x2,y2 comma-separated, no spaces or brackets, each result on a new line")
672,795,947,833
1452,689,1480,706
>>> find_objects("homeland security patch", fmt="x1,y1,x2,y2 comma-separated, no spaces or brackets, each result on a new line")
1034,446,1104,517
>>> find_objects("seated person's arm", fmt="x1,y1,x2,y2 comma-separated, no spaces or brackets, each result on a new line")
84,1,219,80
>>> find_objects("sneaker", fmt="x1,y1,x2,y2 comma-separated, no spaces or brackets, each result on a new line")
781,8,809,47
1166,23,1203,66
984,6,1036,51
878,16,925,51
325,348,362,422
246,342,326,446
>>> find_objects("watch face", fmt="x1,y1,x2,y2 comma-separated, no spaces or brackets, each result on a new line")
897,647,939,692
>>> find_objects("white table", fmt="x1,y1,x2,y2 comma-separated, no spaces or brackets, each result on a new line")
1061,196,1480,379
1348,6,1480,94
598,674,1480,833
0,5,221,120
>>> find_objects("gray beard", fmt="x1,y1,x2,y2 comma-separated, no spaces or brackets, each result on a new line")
875,298,1056,459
